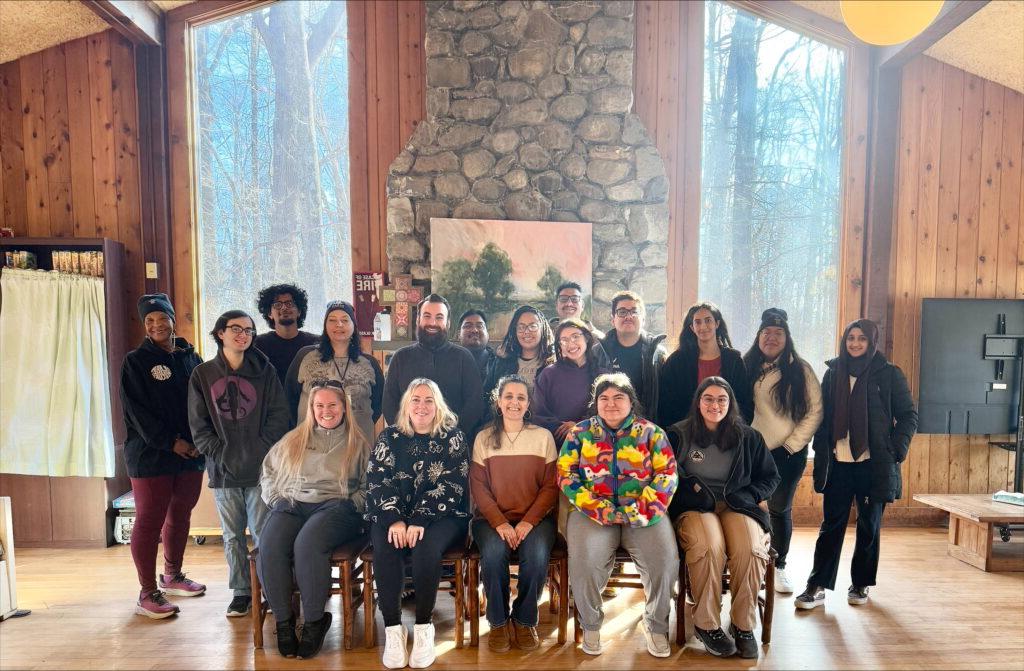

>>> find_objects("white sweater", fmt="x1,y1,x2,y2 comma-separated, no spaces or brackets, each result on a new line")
750,359,823,453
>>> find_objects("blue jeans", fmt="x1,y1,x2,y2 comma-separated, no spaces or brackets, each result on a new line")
213,486,269,596
473,516,556,628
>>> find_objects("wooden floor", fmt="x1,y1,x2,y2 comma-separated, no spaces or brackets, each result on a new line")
1,528,1022,670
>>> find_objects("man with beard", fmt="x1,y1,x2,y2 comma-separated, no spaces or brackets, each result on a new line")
457,309,495,382
255,284,319,385
382,294,485,437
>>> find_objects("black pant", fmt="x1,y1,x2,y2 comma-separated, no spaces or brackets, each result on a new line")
767,445,808,569
259,499,364,622
371,517,467,626
808,460,887,591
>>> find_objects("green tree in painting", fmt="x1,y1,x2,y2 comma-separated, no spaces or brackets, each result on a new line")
473,243,514,305
536,264,565,320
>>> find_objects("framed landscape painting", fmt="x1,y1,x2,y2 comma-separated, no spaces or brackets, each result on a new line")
430,218,593,339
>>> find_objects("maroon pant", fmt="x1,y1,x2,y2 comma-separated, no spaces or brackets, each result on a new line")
130,470,204,593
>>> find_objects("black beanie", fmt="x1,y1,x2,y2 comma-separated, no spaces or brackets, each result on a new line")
323,300,358,330
759,307,788,331
138,293,174,322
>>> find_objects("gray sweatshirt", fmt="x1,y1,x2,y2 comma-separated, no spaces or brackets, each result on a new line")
188,348,290,488
260,423,368,511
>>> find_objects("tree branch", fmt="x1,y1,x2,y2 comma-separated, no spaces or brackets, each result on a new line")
305,2,346,67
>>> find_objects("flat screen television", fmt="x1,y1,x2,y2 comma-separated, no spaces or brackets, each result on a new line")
918,298,1023,435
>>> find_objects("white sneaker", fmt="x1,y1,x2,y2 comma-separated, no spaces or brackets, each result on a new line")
409,623,435,668
581,629,602,655
382,624,408,669
642,622,671,657
774,567,794,594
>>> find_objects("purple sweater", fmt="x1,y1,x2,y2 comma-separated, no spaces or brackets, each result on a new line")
532,362,604,433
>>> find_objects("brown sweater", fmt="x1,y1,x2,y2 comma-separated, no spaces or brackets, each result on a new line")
470,424,558,528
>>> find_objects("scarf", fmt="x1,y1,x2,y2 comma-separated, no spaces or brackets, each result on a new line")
832,319,879,459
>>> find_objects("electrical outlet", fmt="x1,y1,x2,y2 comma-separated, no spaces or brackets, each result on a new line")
145,262,159,279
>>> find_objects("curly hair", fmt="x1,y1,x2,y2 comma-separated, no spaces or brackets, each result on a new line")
256,283,309,328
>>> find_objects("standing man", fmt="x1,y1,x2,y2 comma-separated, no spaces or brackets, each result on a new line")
600,291,667,419
457,309,495,382
551,281,605,339
255,284,319,385
382,294,485,437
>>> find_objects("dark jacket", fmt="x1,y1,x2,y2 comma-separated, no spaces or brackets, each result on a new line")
812,352,918,502
188,348,290,488
382,341,485,436
120,337,205,478
466,345,496,383
600,330,668,419
657,347,753,428
667,421,780,532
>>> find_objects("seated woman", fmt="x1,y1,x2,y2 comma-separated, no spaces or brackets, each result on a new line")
258,380,369,659
365,378,469,670
285,300,384,444
534,318,609,443
667,377,780,660
470,375,558,653
558,373,678,658
483,305,555,397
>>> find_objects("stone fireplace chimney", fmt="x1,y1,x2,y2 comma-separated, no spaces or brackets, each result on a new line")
386,0,670,331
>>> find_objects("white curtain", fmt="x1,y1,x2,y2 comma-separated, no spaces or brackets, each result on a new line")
0,269,115,477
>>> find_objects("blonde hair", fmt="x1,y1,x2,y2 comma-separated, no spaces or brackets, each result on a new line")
268,383,368,502
395,377,458,437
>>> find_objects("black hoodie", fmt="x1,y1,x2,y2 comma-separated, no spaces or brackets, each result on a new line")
188,347,289,488
120,336,205,478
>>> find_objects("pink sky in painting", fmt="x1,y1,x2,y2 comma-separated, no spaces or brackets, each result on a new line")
430,218,593,297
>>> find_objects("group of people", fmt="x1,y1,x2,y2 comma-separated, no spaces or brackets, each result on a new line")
120,280,918,665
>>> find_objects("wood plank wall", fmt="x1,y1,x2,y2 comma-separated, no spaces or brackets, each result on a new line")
886,55,1024,517
0,30,146,337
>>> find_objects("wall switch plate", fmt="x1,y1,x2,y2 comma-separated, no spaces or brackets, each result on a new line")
145,262,159,279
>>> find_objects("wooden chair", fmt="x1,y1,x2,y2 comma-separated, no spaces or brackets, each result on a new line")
571,547,647,643
248,534,370,650
360,537,479,649
465,532,570,645
674,544,777,646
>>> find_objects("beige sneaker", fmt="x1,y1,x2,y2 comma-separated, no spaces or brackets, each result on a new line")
642,622,671,657
581,629,602,655
409,623,435,668
382,624,408,669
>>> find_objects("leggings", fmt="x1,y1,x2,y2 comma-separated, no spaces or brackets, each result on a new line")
767,445,808,568
370,517,467,626
130,470,204,594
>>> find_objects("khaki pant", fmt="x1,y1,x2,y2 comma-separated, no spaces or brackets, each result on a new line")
676,502,769,631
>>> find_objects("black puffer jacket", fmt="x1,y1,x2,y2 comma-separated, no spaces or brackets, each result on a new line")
812,352,918,502
657,347,754,428
667,421,780,532
120,337,205,478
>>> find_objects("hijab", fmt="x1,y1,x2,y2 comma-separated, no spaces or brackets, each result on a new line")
832,319,880,458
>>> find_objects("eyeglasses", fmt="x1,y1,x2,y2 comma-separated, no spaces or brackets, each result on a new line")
614,308,640,318
460,322,485,331
556,295,581,305
516,322,540,333
272,300,296,310
311,379,346,392
699,395,729,407
559,333,585,347
225,325,257,336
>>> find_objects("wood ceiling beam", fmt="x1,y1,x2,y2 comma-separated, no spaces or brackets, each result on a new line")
81,0,164,46
877,0,990,71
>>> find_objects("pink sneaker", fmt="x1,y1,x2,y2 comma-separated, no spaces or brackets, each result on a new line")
136,590,180,619
160,572,206,597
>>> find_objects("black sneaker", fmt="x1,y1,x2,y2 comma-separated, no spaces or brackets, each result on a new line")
794,585,825,610
729,624,758,659
276,617,298,658
226,595,251,617
694,626,736,657
297,612,332,659
848,585,870,605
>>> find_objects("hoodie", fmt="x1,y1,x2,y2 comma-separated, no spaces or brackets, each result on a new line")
188,347,290,488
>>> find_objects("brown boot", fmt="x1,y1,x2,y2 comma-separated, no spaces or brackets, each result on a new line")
513,622,540,651
487,622,512,653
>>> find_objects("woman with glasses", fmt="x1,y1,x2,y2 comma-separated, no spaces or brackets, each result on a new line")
667,377,779,660
657,302,753,429
365,378,469,669
533,318,610,443
285,300,384,444
795,319,917,611
483,305,555,398
559,373,678,658
259,380,369,659
188,309,290,618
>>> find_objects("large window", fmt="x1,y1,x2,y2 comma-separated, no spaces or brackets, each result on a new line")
191,1,350,350
699,2,845,373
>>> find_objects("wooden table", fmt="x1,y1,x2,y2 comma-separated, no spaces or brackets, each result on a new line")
914,494,1024,572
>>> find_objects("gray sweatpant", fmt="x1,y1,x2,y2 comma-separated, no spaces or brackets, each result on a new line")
566,510,679,635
